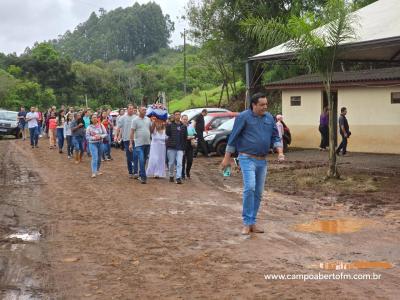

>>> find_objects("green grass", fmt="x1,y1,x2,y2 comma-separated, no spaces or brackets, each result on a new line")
168,81,244,112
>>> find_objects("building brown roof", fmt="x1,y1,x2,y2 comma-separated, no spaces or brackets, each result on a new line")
265,67,400,89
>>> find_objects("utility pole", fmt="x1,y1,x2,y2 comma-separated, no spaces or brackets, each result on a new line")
183,28,187,96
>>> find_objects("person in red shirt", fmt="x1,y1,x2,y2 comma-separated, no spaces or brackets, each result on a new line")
48,111,57,149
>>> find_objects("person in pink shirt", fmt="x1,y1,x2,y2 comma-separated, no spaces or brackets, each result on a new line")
48,111,57,149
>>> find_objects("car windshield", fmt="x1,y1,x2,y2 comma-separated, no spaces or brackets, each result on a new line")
217,117,235,131
0,111,18,121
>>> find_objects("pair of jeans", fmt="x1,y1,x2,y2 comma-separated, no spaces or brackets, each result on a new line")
238,154,268,226
196,134,208,156
123,141,138,175
88,142,102,174
102,142,111,159
167,149,184,180
135,145,150,179
182,145,193,178
29,127,38,146
72,136,84,153
336,133,348,154
319,125,329,149
57,128,64,150
83,136,91,155
66,135,74,156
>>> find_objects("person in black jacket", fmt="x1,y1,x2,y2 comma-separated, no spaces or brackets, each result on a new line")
336,107,351,155
194,109,209,157
166,111,188,184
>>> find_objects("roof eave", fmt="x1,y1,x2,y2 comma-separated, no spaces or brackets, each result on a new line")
265,79,400,90
249,36,400,62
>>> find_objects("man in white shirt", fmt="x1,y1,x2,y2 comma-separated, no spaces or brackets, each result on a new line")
26,106,39,148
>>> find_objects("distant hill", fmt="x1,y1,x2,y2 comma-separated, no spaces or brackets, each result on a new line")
51,2,174,63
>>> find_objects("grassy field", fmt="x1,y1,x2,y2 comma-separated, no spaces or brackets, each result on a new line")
168,81,244,112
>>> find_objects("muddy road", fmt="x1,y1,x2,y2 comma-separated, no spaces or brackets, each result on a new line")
0,140,399,299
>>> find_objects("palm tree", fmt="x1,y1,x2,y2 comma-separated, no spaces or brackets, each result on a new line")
242,0,358,178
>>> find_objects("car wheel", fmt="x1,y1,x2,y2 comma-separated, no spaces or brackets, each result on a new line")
216,141,227,156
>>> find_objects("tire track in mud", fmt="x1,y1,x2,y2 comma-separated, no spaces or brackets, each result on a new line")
0,141,53,299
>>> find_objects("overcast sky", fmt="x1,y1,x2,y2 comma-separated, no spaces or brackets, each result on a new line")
0,0,189,55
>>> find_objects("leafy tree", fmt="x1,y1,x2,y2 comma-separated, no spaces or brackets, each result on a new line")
243,0,358,178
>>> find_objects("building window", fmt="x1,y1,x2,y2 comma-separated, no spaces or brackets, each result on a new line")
391,92,400,104
290,96,301,106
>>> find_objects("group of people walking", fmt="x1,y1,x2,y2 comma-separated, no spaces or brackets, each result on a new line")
118,104,198,184
19,104,200,183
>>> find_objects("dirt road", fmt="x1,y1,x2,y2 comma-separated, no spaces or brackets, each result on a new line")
0,140,399,299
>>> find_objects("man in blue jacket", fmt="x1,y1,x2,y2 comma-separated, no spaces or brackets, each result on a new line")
221,93,285,235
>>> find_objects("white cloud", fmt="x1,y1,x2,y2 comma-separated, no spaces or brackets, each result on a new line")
0,0,189,55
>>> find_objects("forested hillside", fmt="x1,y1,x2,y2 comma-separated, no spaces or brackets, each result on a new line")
52,2,174,63
0,0,378,112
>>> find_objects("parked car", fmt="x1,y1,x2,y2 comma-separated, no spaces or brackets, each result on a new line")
181,107,231,123
203,116,292,155
204,112,239,132
203,117,236,156
0,110,20,139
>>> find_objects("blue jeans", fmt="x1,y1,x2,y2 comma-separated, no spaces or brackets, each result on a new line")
57,128,64,150
102,142,111,159
167,149,184,180
66,135,74,156
29,127,38,146
336,133,348,154
135,145,150,179
88,142,102,174
238,154,268,226
72,136,83,153
123,141,138,175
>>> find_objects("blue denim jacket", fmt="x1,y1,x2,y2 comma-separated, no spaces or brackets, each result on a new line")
226,109,282,155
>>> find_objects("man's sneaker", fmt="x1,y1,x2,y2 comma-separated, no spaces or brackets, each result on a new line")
169,177,174,182
176,178,182,184
133,173,139,179
129,174,133,179
68,155,72,159
139,177,147,184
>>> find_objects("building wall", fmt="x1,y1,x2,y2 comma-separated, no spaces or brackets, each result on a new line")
282,86,400,154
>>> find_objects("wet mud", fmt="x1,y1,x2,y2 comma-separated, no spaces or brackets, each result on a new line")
0,141,399,299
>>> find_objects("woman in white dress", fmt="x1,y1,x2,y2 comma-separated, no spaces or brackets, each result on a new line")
146,121,167,178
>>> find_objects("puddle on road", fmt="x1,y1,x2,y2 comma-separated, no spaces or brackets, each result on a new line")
294,219,373,234
3,289,42,300
7,230,41,241
314,261,394,270
168,210,185,215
